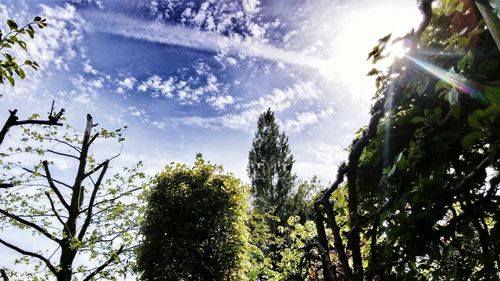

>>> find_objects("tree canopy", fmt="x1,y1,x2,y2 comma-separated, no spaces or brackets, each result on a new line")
248,108,296,221
0,17,45,90
2,1,500,280
137,155,250,281
313,0,500,280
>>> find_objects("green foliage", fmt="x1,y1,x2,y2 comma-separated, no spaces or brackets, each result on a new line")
288,177,321,222
248,108,296,222
248,211,321,281
315,0,500,279
0,115,145,280
137,155,250,281
0,17,46,91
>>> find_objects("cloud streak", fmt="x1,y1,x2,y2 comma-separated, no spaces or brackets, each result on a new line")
84,11,335,77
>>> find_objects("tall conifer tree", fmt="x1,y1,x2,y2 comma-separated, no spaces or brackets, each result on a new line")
248,109,295,221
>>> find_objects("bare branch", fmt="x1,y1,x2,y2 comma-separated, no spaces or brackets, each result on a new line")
0,106,64,147
314,206,337,281
323,200,351,277
47,149,79,160
84,160,107,179
347,177,405,239
42,161,70,210
319,162,347,201
86,133,99,149
367,214,380,281
45,191,68,231
52,138,81,153
79,160,109,241
82,245,124,281
0,105,65,188
0,208,60,243
0,269,8,281
0,238,57,276
23,167,72,190
450,154,493,194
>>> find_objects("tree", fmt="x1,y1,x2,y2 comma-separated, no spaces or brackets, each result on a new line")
137,155,250,281
0,112,145,280
0,102,64,188
248,108,295,222
1,17,46,91
247,211,321,281
313,0,500,280
288,177,321,223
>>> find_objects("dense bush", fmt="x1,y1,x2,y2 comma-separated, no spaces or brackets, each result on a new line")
137,155,250,281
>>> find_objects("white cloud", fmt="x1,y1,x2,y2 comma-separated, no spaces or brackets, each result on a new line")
83,60,99,75
240,81,319,112
127,106,146,117
160,81,328,132
137,71,225,105
116,77,136,93
242,0,261,13
285,107,335,132
89,79,103,88
84,11,335,78
68,75,105,105
71,0,105,9
212,81,321,130
297,142,347,165
137,75,174,98
206,95,234,110
0,3,84,98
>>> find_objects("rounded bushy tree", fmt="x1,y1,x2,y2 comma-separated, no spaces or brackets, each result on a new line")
137,154,250,281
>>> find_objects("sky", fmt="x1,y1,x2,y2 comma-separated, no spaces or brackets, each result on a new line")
0,0,426,276
0,0,423,183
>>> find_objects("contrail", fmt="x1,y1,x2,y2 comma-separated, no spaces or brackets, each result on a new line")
83,11,335,77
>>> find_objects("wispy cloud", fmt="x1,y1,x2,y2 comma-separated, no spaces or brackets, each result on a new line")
285,107,335,132
0,3,85,96
149,81,329,132
84,11,334,77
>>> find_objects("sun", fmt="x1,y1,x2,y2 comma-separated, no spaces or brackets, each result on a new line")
315,5,422,87
386,40,410,60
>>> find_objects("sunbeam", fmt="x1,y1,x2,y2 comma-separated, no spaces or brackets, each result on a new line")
406,55,489,103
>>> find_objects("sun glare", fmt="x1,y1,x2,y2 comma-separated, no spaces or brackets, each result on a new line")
387,40,410,60
317,5,422,95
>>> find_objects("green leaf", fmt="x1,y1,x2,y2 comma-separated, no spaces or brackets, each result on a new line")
34,16,42,22
4,53,13,62
457,51,474,72
367,68,379,76
435,80,450,93
486,86,500,104
461,131,486,148
468,112,481,128
17,40,27,50
457,55,467,72
457,37,470,48
416,78,430,95
6,19,18,30
447,88,461,119
16,68,25,79
5,75,14,86
411,116,426,124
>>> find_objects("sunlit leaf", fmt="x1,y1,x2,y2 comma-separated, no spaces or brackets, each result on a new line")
6,19,18,30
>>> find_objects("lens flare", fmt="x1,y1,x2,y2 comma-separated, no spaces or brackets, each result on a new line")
406,56,488,103
388,41,410,59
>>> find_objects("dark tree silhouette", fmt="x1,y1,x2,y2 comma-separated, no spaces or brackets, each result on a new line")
248,108,295,222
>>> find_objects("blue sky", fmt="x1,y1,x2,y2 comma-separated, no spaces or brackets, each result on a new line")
0,0,422,183
0,0,426,276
